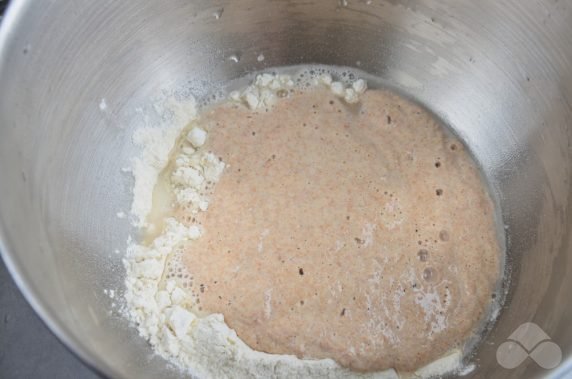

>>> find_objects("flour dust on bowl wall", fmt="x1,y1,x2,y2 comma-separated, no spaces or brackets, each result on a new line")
0,1,571,379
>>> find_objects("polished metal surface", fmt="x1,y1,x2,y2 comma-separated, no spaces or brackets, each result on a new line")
0,1,571,378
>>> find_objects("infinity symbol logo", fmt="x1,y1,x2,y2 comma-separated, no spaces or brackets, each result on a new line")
496,322,562,369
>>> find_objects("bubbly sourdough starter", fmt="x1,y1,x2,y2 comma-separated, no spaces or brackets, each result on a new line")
124,72,502,378
168,87,500,372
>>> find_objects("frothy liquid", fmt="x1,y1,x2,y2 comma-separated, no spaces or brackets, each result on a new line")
161,87,501,372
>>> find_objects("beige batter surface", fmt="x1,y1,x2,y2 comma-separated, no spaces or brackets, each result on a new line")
172,88,501,372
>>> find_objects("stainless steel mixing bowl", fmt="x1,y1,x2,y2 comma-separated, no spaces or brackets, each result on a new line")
1,0,571,378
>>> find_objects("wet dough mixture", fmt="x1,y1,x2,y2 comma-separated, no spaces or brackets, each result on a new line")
175,88,501,372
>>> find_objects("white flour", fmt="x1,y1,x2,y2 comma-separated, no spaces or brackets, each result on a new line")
129,96,199,227
122,72,464,378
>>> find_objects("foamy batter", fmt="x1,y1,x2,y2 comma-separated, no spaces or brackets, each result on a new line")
164,87,501,372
